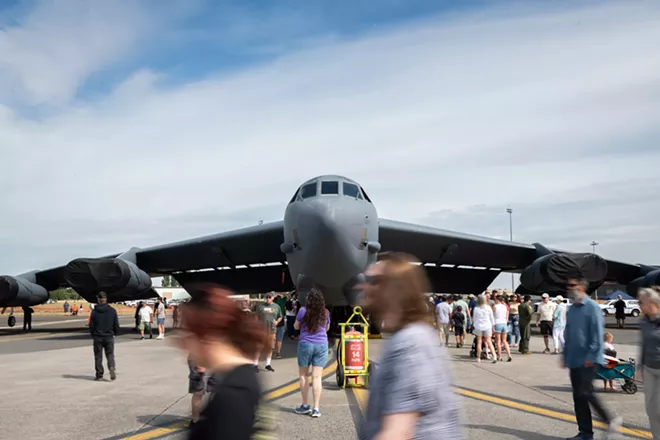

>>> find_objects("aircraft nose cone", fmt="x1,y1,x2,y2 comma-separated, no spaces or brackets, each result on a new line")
298,201,340,241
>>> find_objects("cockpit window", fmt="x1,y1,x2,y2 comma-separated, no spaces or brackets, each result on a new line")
321,181,339,195
300,182,317,199
343,182,361,198
289,188,300,204
360,186,372,203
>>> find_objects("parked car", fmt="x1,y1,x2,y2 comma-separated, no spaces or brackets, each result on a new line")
599,299,641,317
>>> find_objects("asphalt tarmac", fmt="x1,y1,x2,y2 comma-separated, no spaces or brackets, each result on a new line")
0,314,149,354
0,314,653,440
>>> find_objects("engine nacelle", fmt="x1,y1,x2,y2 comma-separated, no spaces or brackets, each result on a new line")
64,258,153,302
0,275,50,307
520,253,608,293
626,269,660,297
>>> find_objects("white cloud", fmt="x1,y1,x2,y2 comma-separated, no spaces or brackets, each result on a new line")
0,0,192,106
1,1,660,290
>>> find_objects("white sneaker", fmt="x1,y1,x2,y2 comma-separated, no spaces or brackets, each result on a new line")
157,335,164,340
607,416,622,439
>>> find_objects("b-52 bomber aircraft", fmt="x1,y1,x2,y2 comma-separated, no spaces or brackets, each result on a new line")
1,175,659,328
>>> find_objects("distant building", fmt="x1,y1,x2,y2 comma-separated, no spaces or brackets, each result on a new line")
154,287,191,302
153,287,250,303
596,282,627,299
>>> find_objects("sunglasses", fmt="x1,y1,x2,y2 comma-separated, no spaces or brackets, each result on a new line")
566,283,578,289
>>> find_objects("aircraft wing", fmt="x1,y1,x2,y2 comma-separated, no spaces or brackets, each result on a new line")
377,219,648,294
1,222,288,308
135,221,291,293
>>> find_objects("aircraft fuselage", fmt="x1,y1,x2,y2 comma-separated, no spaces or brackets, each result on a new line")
281,175,380,305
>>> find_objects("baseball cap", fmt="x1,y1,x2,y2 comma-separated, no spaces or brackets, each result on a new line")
265,293,274,298
97,291,107,299
555,295,564,302
541,293,549,298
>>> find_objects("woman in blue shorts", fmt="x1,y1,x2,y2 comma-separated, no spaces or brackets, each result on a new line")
294,288,330,418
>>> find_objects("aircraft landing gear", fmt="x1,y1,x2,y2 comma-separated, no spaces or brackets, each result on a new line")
4,307,16,327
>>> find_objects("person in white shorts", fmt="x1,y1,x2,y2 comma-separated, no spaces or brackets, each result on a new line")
435,296,452,346
493,295,512,362
472,294,497,363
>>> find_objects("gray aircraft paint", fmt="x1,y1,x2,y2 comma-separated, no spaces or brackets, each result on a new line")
282,175,379,305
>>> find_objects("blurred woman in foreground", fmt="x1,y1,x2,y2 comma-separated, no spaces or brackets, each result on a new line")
359,252,462,439
178,285,270,440
638,286,660,439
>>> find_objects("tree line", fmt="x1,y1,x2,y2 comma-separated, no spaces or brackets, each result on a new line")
161,275,180,288
49,288,84,301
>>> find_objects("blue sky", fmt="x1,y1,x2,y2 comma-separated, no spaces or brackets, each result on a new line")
3,0,499,107
1,0,660,289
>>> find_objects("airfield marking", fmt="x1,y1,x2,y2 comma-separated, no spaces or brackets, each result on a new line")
120,363,338,440
349,386,652,439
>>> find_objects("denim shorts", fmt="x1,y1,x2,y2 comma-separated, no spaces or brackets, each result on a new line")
494,323,508,333
157,318,165,325
276,326,285,341
297,342,328,368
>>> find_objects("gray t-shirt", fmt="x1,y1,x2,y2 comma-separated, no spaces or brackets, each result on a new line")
361,323,462,440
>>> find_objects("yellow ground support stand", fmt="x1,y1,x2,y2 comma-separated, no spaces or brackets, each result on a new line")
336,306,370,389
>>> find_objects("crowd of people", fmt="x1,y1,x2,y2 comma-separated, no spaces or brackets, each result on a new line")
81,261,660,440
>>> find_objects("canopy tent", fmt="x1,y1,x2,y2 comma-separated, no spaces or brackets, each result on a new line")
600,290,634,301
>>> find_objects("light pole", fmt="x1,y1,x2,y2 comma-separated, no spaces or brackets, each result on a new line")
590,240,599,254
507,207,514,293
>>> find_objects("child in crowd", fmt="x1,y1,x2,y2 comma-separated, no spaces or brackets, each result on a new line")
603,332,617,391
452,306,466,348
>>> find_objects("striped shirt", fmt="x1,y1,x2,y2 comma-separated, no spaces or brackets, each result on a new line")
361,323,462,439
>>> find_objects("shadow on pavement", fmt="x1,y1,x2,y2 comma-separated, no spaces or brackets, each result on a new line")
62,374,97,381
0,327,88,336
535,385,621,394
136,414,188,428
466,424,560,439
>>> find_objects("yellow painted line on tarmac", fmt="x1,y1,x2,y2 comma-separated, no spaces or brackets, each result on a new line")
350,386,652,439
120,363,338,440
454,387,653,439
118,422,188,440
353,387,368,415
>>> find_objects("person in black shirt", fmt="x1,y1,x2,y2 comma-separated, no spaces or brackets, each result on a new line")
614,296,627,329
22,306,34,332
452,305,466,348
89,291,120,381
179,285,269,440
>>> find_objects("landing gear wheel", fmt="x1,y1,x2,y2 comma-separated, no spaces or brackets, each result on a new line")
8,315,16,327
336,364,346,389
622,381,638,394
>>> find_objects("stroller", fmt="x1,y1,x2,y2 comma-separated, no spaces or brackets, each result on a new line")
469,335,495,360
595,356,638,394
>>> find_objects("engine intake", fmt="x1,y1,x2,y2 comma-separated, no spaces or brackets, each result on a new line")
0,275,49,307
626,269,660,297
64,258,153,302
520,253,608,293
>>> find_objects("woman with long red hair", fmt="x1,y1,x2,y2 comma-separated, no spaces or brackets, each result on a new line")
178,285,270,439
